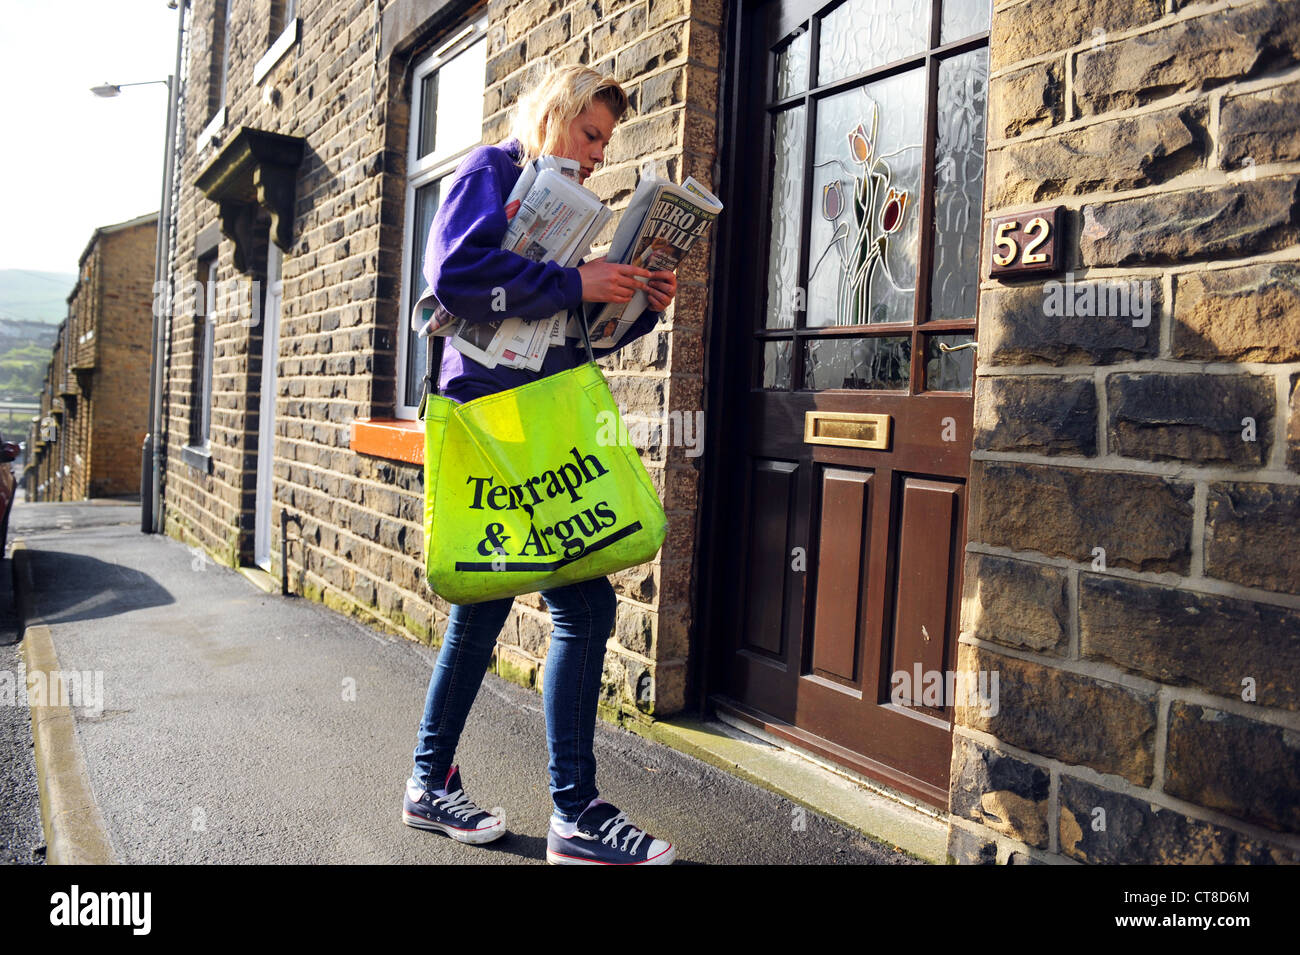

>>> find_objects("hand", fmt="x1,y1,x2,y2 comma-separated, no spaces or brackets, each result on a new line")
645,270,677,312
578,256,653,304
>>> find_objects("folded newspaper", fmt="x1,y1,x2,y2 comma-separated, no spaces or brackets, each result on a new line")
578,171,723,349
410,152,723,368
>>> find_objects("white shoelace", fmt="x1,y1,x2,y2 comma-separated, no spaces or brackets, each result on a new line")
598,811,647,854
436,788,485,822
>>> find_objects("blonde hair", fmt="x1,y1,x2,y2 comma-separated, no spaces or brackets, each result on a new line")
509,64,630,165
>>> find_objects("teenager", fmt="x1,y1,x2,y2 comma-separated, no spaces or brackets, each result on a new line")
403,64,678,865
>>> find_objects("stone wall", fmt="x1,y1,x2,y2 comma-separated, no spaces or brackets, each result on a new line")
951,0,1300,864
162,0,719,722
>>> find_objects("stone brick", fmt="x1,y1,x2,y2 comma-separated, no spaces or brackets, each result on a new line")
524,12,570,58
655,600,690,658
588,4,648,61
960,552,1070,655
989,60,1063,139
604,110,681,164
968,461,1194,573
637,66,684,114
604,369,663,413
1221,81,1300,170
609,562,656,602
1172,263,1300,363
973,375,1098,456
1164,701,1300,833
1075,0,1300,117
568,0,602,36
486,38,526,86
614,600,654,655
1204,482,1300,597
949,735,1051,848
978,281,1160,366
1079,178,1300,267
990,0,1162,71
1106,373,1274,467
516,609,550,656
987,104,1206,207
946,825,998,865
956,645,1158,786
1079,573,1300,710
1058,775,1295,864
615,25,687,79
504,0,563,46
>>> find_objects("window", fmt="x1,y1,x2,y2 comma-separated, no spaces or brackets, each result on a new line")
193,253,217,449
213,0,233,118
258,0,301,82
395,18,487,418
758,0,990,394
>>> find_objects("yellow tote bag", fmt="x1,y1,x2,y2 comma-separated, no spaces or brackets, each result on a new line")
418,322,666,605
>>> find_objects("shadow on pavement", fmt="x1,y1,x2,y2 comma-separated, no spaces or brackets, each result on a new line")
23,550,174,625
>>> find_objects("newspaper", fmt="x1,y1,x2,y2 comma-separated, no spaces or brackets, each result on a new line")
450,163,609,370
580,174,723,349
408,155,581,344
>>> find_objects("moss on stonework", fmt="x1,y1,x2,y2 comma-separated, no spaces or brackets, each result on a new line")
395,610,435,645
495,652,536,690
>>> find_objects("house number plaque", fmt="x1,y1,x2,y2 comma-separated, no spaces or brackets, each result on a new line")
988,206,1065,278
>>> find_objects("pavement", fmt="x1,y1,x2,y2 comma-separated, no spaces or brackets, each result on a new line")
3,498,920,865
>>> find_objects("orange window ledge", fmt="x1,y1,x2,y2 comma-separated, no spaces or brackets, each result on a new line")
350,417,424,465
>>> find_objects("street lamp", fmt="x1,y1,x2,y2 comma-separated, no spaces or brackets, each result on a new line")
90,69,177,535
90,80,170,98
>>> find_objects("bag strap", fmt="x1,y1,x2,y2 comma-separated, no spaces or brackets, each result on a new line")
572,306,595,364
417,334,437,421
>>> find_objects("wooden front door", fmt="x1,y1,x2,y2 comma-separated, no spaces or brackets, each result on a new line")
709,0,991,806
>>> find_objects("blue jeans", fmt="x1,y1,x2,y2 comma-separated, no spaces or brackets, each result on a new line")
411,576,617,822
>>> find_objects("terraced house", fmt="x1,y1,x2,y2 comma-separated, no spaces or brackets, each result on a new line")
154,0,1300,863
27,212,156,502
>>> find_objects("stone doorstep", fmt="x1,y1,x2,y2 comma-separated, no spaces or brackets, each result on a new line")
237,563,279,595
635,713,950,864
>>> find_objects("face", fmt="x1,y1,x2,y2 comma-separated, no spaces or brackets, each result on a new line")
555,100,617,185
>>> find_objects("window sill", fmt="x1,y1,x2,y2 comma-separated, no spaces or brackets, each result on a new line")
197,107,225,153
182,443,213,474
350,417,423,465
253,18,300,85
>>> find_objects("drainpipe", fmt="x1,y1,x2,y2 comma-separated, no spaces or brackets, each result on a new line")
143,0,187,533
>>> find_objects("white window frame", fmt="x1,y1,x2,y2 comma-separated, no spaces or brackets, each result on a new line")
394,17,488,419
195,255,217,449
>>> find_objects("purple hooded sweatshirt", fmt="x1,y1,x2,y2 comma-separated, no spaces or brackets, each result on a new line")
423,137,661,405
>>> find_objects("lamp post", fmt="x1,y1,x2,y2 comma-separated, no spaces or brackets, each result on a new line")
92,75,173,534
91,0,185,535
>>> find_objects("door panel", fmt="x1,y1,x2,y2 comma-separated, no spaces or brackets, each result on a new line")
713,0,989,805
810,467,871,682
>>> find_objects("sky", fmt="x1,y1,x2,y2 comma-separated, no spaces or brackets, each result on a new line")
1,0,180,272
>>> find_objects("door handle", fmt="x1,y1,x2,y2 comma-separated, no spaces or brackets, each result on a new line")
937,341,977,353
803,411,891,449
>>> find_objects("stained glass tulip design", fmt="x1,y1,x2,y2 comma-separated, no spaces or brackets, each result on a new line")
880,188,908,234
848,123,872,164
809,103,917,326
822,180,844,220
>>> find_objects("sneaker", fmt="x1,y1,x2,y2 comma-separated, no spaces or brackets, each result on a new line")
402,766,506,845
546,799,675,865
